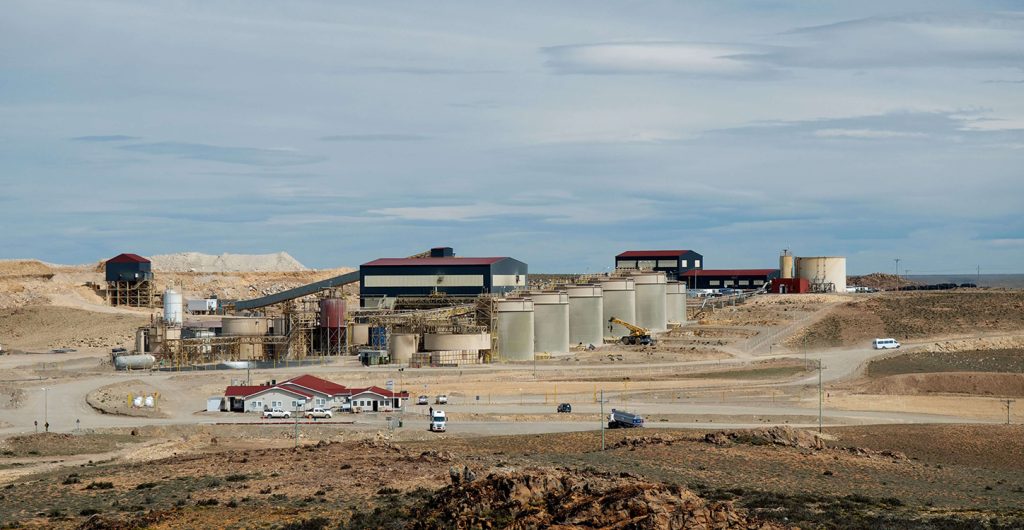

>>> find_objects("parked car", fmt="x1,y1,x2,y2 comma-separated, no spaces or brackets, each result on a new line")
435,395,448,404
417,395,429,405
262,409,290,419
557,403,572,413
305,407,332,419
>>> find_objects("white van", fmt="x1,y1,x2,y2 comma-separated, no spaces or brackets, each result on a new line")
872,338,901,350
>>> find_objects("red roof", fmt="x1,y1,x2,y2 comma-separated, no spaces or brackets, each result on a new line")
348,386,410,399
617,250,692,258
362,257,508,267
282,374,348,396
681,269,778,276
107,253,150,264
225,385,267,397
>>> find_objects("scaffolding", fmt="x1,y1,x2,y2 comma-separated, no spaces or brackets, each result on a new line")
106,280,154,308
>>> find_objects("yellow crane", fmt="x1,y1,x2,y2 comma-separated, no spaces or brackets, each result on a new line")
607,317,655,346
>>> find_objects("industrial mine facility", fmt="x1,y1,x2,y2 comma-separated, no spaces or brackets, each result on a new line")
105,247,848,371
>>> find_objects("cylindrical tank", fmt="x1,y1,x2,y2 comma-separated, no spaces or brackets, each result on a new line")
319,298,345,328
632,272,667,331
423,333,491,351
795,256,847,293
350,323,369,345
780,251,795,279
135,328,148,353
222,317,268,359
496,298,534,361
114,354,156,370
269,317,287,336
388,333,419,364
665,281,687,325
163,289,183,326
531,291,569,355
600,278,636,339
566,284,603,347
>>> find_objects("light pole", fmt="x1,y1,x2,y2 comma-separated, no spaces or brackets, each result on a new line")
42,387,48,432
294,399,305,448
600,389,605,451
894,258,901,292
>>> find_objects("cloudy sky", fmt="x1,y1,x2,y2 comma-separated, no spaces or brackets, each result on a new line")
2,1,1022,274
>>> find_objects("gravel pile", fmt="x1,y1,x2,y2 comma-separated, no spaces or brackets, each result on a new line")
150,252,307,273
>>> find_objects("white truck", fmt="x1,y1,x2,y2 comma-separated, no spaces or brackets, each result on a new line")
262,408,290,419
305,407,332,419
429,410,447,432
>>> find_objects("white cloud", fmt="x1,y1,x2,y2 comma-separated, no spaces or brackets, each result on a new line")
813,128,930,139
542,42,774,77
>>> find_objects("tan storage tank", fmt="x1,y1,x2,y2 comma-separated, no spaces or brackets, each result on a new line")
350,323,369,345
496,298,534,361
632,271,667,331
388,333,419,364
567,284,603,347
531,291,569,355
796,256,847,293
600,278,636,339
222,317,268,359
665,281,687,325
423,333,491,351
780,250,795,279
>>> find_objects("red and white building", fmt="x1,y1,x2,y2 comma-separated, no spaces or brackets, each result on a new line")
221,374,409,413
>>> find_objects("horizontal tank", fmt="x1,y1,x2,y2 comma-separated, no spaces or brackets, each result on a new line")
389,333,419,364
319,298,345,328
496,298,534,361
665,281,687,325
531,291,569,355
113,354,156,370
632,272,667,331
423,333,491,351
567,284,603,347
795,256,847,293
599,278,635,339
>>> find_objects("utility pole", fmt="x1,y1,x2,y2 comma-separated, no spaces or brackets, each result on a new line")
977,265,981,286
894,258,901,292
1004,400,1015,425
600,389,605,451
818,360,823,433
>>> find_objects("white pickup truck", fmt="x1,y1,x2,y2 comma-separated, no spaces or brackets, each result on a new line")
305,407,332,419
262,409,290,419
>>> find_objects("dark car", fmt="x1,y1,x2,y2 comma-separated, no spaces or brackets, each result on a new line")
556,403,572,413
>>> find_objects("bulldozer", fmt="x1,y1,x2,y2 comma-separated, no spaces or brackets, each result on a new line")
607,317,655,346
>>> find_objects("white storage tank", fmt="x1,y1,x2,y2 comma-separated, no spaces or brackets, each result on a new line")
423,333,491,351
665,281,687,325
531,291,569,355
163,289,183,326
113,354,156,370
567,284,603,347
795,256,847,293
496,298,534,361
599,278,636,339
222,317,268,359
388,333,419,364
632,272,667,331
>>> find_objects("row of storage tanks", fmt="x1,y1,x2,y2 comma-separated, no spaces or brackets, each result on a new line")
494,272,685,361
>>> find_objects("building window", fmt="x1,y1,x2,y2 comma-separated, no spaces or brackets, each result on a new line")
617,260,637,269
724,281,734,286
252,400,262,410
316,398,325,406
271,400,282,409
738,280,750,286
754,280,764,286
710,280,721,286
694,260,701,267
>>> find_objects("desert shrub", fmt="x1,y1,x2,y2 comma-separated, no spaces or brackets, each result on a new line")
62,475,81,485
135,482,157,490
196,498,219,507
225,473,249,482
85,481,114,490
279,517,331,530
377,487,400,495
79,507,101,516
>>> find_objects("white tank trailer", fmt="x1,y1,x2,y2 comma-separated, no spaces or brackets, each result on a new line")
566,284,603,347
795,256,847,293
496,298,534,361
665,281,687,325
530,291,570,355
388,333,419,364
113,354,156,370
163,289,183,326
632,272,667,331
600,278,636,339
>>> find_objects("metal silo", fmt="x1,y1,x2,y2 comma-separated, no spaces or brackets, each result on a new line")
599,278,635,339
163,289,183,326
780,250,795,279
222,317,268,359
567,284,603,347
319,298,345,355
632,271,667,331
795,257,847,293
665,281,687,325
423,333,491,351
388,333,419,364
531,291,569,355
496,298,534,361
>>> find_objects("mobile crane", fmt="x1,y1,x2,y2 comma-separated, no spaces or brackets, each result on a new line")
607,317,655,346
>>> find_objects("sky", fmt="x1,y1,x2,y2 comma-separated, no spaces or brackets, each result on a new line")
1,1,1022,274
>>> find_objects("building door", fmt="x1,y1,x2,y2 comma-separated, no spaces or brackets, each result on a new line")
372,400,379,412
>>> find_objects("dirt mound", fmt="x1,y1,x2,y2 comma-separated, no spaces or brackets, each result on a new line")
86,380,169,418
703,427,825,450
0,260,57,278
861,372,1024,397
413,467,788,529
613,435,678,449
848,273,918,290
149,252,306,272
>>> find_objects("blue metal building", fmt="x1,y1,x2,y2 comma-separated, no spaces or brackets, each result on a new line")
105,253,153,282
359,251,527,305
615,250,703,281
